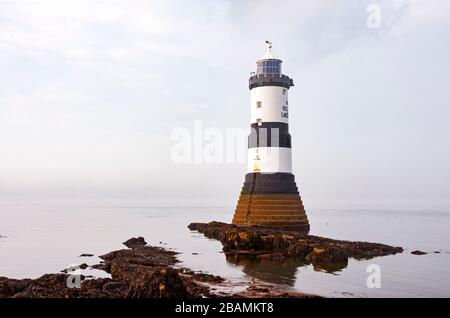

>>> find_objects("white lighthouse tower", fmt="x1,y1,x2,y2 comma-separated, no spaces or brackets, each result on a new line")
232,42,310,232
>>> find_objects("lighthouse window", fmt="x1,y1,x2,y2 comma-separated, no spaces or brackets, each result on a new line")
283,89,286,95
256,101,262,108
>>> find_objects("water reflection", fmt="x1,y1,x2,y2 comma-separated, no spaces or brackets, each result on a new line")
225,253,350,287
309,261,348,273
225,254,308,286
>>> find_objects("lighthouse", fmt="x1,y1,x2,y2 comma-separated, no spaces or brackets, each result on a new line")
232,42,310,233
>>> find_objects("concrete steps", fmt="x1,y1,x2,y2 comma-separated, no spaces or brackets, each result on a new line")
236,205,305,211
232,192,310,230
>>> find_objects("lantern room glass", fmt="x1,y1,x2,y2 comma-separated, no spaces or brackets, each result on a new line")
256,59,282,75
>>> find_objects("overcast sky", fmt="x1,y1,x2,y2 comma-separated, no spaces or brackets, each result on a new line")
0,0,449,209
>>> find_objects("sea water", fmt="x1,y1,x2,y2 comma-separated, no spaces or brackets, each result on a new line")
0,203,449,297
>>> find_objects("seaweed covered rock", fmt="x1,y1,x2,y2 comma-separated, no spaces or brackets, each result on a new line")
123,236,147,248
306,246,348,272
189,221,235,243
125,268,186,298
0,237,218,298
188,221,403,272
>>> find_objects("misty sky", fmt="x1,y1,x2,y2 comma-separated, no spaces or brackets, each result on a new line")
1,0,449,209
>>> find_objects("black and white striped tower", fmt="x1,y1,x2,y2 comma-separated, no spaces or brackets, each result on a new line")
232,42,310,232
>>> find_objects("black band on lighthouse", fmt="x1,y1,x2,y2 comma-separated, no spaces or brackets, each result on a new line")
250,122,289,131
240,172,300,194
248,122,291,148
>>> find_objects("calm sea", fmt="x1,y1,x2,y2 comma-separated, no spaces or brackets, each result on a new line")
0,203,449,297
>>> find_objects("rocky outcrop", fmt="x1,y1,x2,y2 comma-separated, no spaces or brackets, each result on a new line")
0,237,219,298
231,282,320,298
411,250,427,255
188,222,232,243
178,268,224,284
97,245,187,298
123,236,147,248
188,221,403,272
0,274,129,298
0,276,33,297
305,247,348,272
0,225,405,298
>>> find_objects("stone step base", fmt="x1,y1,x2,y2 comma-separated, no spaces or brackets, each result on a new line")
235,205,305,211
233,211,308,218
232,193,310,233
233,216,309,224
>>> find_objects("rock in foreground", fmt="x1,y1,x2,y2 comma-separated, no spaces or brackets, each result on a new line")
188,222,403,272
123,236,147,248
0,238,216,298
0,234,320,298
231,282,320,298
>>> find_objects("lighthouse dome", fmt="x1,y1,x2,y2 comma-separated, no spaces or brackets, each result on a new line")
256,41,282,75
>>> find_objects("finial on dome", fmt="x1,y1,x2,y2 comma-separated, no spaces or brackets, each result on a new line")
261,40,274,60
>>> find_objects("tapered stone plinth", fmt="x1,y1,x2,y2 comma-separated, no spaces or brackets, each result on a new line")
232,173,310,233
